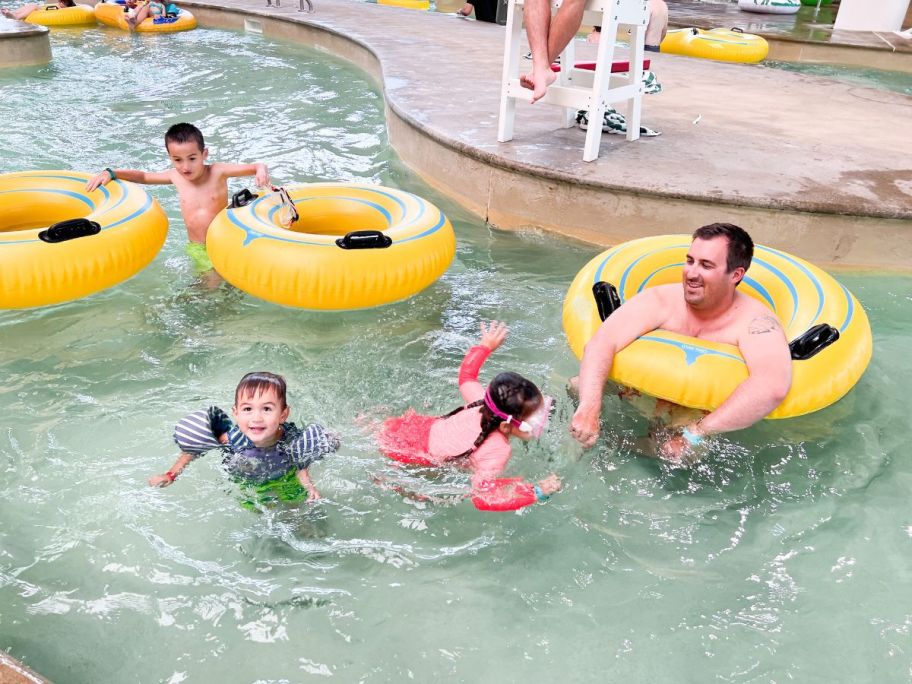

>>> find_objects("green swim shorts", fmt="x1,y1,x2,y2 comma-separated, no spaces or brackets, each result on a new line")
185,241,214,275
238,470,307,511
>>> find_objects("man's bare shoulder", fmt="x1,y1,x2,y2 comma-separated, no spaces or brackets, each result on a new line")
616,283,677,315
736,292,781,327
638,283,679,304
734,293,788,348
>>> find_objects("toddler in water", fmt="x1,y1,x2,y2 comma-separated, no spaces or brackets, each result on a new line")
378,321,561,511
150,372,340,503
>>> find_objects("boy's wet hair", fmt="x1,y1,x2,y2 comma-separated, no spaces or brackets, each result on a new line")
235,372,288,408
692,222,754,276
60,0,75,6
165,123,205,153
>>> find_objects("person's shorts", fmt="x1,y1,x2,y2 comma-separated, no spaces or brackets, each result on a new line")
185,241,214,275
238,469,306,510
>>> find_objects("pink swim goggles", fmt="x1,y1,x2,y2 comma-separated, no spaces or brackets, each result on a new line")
484,387,554,438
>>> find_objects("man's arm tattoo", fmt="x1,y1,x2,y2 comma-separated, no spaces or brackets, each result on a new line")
748,314,781,335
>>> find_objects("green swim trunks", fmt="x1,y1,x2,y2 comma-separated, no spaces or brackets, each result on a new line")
186,241,214,275
238,470,307,511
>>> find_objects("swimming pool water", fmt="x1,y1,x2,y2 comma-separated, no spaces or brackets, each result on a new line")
1,22,911,683
764,61,912,96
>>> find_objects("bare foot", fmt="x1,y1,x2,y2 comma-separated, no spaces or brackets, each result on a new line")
1,8,14,17
520,65,557,103
457,2,472,15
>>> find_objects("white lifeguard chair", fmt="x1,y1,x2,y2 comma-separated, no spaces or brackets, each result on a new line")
497,0,649,162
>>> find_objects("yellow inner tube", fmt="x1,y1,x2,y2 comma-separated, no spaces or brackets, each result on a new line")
378,0,430,10
25,4,96,26
563,235,872,419
207,183,456,310
94,2,197,32
0,171,168,309
660,28,769,64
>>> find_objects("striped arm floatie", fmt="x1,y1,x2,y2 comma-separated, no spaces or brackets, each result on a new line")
173,406,233,456
288,424,341,469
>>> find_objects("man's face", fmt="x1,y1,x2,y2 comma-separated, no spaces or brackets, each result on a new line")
682,237,743,309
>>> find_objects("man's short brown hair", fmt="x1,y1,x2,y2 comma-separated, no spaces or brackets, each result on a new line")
692,223,754,275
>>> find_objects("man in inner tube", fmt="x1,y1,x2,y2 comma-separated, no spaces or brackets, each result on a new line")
569,223,792,462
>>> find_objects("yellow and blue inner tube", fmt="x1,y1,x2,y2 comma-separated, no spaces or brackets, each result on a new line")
377,0,430,10
0,170,168,309
94,1,197,32
563,235,872,419
25,4,97,26
206,183,456,310
660,27,769,64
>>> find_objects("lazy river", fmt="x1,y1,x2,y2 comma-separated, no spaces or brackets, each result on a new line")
1,21,911,682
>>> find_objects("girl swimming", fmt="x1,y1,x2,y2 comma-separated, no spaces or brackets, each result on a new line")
378,321,561,511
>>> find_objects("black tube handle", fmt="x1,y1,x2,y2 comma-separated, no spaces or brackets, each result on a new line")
592,281,621,322
335,230,392,250
230,188,258,209
789,323,839,360
39,218,101,243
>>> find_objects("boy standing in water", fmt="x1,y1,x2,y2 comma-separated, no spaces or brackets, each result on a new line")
86,123,269,278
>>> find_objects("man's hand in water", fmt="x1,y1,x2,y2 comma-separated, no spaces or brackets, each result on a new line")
659,424,705,464
569,406,600,448
479,320,508,352
659,435,687,462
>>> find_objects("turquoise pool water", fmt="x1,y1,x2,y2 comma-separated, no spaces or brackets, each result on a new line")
764,61,912,96
2,21,912,683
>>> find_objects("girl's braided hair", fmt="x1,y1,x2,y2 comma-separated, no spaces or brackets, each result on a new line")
439,372,542,459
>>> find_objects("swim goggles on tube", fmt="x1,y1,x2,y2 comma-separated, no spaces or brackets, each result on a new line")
483,387,554,438
271,185,299,228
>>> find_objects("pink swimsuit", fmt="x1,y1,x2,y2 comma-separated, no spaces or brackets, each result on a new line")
378,346,538,511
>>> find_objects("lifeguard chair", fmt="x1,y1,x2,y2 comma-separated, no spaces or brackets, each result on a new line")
497,0,649,161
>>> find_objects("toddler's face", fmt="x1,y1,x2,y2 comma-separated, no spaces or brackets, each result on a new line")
232,387,289,447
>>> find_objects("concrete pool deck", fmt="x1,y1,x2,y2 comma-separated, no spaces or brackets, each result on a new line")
183,0,911,269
